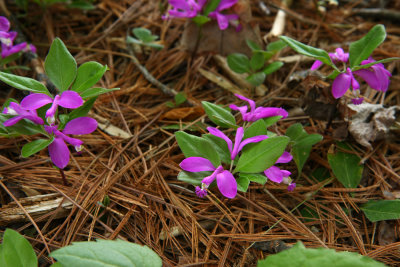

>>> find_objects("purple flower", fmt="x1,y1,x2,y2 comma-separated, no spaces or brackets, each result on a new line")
21,91,83,124
1,31,27,58
332,67,360,99
208,0,239,30
2,102,44,126
163,0,206,19
311,47,349,70
353,58,391,92
44,117,97,169
207,126,268,160
0,16,10,32
180,157,237,198
264,151,295,192
230,94,288,122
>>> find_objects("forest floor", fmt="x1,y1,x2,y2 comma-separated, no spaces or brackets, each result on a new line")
0,0,400,266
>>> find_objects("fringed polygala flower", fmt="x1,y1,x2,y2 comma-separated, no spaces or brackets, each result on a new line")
207,126,268,160
230,94,288,122
162,0,206,19
353,57,391,92
44,117,97,169
180,157,237,198
208,0,239,30
2,102,43,126
311,47,349,70
21,91,83,125
264,151,295,191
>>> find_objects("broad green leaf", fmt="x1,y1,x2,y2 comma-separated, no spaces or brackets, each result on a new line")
177,171,212,186
68,1,95,10
246,72,266,86
66,97,97,122
243,119,268,140
361,200,400,222
280,36,336,70
49,263,63,267
71,61,108,93
133,28,157,43
0,229,37,267
202,101,237,128
227,53,251,74
250,52,265,71
326,69,340,80
45,38,77,92
263,116,282,127
175,131,220,167
262,61,284,75
203,0,221,15
286,123,323,175
257,242,385,267
0,72,50,95
236,175,250,192
192,15,211,26
246,39,262,51
351,57,399,71
327,143,363,188
235,136,289,173
174,92,187,106
50,239,162,267
349,24,386,68
0,114,46,136
267,40,287,51
143,42,164,50
21,137,54,158
80,87,119,99
311,167,331,182
240,173,267,185
203,134,231,164
300,207,319,222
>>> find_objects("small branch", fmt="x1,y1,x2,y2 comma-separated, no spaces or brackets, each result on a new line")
352,8,400,22
59,168,69,186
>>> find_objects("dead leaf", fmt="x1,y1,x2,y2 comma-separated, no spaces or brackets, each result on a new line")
160,106,204,120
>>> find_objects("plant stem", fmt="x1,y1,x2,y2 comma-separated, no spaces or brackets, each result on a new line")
59,168,68,186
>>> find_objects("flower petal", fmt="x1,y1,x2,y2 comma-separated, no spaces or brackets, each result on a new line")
216,170,237,198
20,93,53,110
207,127,233,154
229,104,248,120
331,73,351,99
234,94,256,112
231,127,244,159
214,12,229,30
237,135,268,153
276,151,292,163
58,91,83,109
216,0,238,11
48,137,70,169
0,16,10,32
354,69,381,90
180,157,216,172
254,107,288,120
62,117,98,135
264,166,285,183
3,115,23,127
310,60,323,70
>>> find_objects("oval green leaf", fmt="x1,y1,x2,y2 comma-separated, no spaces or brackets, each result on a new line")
71,61,108,93
21,137,54,158
227,53,251,74
80,87,119,99
0,72,50,95
361,200,400,222
0,229,37,267
202,101,237,128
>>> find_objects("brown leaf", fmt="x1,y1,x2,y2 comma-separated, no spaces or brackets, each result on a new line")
161,106,204,120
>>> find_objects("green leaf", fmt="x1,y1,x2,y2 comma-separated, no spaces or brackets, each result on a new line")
45,38,77,92
235,136,289,173
175,131,220,167
0,114,46,136
246,72,266,86
21,137,54,158
227,53,251,74
0,72,50,95
280,36,336,70
0,229,38,267
327,143,363,188
50,239,162,267
192,15,211,26
177,171,212,186
174,92,187,106
133,28,158,43
203,0,221,15
203,134,231,164
267,40,287,51
246,39,262,51
67,97,97,122
240,173,267,185
361,200,400,222
351,57,400,71
71,61,108,93
80,87,119,99
236,175,250,192
257,242,385,267
49,262,63,267
202,101,237,128
243,119,268,140
349,24,386,68
263,116,282,127
286,123,323,175
68,1,95,10
262,61,284,75
250,52,265,71
143,42,164,50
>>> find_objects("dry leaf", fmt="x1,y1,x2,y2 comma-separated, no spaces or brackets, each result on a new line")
160,106,204,120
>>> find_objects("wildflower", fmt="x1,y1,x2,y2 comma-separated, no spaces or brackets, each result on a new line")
21,91,83,125
208,0,239,30
207,126,268,160
1,31,28,58
2,102,43,126
311,47,349,70
229,94,288,122
162,0,206,19
264,151,295,191
44,117,97,169
332,67,360,99
180,157,237,198
353,57,391,92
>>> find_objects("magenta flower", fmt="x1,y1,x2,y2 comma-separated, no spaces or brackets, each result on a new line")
1,31,27,58
207,126,268,160
44,117,97,169
230,94,288,122
0,16,10,32
180,157,237,198
332,67,360,99
264,151,295,191
353,58,391,92
21,91,83,124
208,0,239,30
163,0,206,19
2,102,43,126
311,47,349,70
